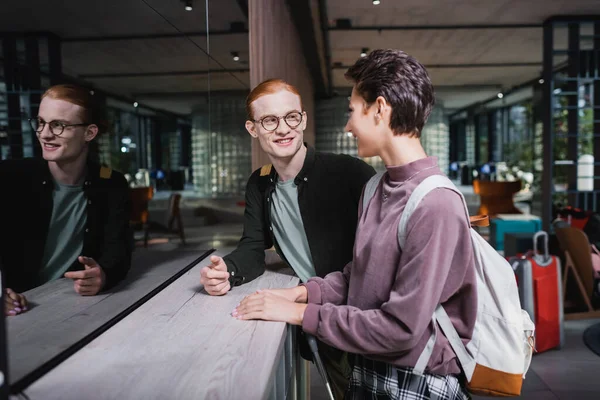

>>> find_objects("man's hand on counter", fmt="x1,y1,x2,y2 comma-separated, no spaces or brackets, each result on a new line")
232,289,308,325
64,256,106,296
200,255,231,296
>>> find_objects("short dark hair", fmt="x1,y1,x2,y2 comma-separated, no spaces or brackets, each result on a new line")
344,49,435,137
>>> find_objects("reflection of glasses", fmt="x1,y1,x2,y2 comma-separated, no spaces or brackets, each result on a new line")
29,118,90,136
253,111,303,132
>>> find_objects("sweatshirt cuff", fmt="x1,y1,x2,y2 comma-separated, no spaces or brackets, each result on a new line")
304,280,323,304
302,303,321,335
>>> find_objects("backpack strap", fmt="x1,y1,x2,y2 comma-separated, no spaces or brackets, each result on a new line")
99,166,112,179
260,164,272,177
398,174,469,249
257,164,274,194
362,171,385,213
399,174,475,376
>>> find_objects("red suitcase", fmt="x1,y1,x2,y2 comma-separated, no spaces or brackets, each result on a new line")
508,231,564,353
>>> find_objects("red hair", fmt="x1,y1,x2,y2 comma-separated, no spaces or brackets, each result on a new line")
245,79,303,119
42,84,108,133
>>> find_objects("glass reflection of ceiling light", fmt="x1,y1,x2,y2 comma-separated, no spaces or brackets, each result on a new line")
553,88,562,95
539,78,544,84
121,137,132,145
133,102,138,108
120,147,127,153
497,93,504,99
346,132,353,137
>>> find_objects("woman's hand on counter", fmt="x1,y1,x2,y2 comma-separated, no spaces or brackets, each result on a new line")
260,286,308,303
232,290,308,325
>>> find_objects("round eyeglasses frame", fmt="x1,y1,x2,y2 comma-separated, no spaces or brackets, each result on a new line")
29,118,90,137
253,111,304,132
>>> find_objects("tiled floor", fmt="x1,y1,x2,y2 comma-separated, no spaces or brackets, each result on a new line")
142,211,600,400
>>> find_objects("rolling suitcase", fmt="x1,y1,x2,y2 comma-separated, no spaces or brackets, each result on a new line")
508,231,564,353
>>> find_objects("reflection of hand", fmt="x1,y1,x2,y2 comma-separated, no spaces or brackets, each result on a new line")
259,286,308,303
200,256,231,296
4,288,28,316
63,256,106,296
232,290,307,325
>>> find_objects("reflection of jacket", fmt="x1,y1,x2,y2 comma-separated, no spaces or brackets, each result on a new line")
223,145,376,286
0,158,132,293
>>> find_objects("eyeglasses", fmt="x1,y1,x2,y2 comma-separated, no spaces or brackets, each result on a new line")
253,111,303,132
29,118,90,136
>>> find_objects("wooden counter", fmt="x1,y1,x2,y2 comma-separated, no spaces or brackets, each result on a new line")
10,250,300,399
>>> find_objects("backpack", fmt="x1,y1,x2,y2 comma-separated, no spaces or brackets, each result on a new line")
362,172,535,397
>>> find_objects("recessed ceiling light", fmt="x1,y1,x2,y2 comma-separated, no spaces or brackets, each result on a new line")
231,51,240,61
497,93,504,99
360,48,369,57
373,0,381,4
185,0,193,11
133,102,139,107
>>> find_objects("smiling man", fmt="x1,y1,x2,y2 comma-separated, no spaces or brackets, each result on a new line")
199,78,375,398
0,84,132,316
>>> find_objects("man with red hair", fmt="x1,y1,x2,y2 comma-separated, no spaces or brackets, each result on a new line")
0,84,132,316
200,78,375,398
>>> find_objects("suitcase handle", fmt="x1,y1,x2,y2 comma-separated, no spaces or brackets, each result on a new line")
533,230,551,264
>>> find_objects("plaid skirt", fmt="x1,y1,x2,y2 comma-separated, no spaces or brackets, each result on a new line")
344,356,470,400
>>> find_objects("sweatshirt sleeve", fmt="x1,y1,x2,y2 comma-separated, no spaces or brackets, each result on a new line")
302,188,475,355
303,260,353,305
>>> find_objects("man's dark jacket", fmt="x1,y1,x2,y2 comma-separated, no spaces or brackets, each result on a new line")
0,158,132,293
224,145,376,286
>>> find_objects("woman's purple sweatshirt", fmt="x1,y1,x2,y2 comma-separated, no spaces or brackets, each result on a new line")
302,156,477,375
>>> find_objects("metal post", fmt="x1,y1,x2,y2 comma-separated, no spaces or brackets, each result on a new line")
542,21,554,232
594,22,600,212
474,114,481,165
487,110,496,162
567,23,580,208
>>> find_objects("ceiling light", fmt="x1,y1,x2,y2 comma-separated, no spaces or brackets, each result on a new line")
497,93,504,99
373,0,381,4
133,102,139,108
184,0,193,11
539,78,544,84
360,48,369,57
231,51,240,61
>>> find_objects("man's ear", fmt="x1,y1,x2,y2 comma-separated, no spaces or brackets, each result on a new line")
300,111,307,131
245,120,258,138
85,124,99,142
